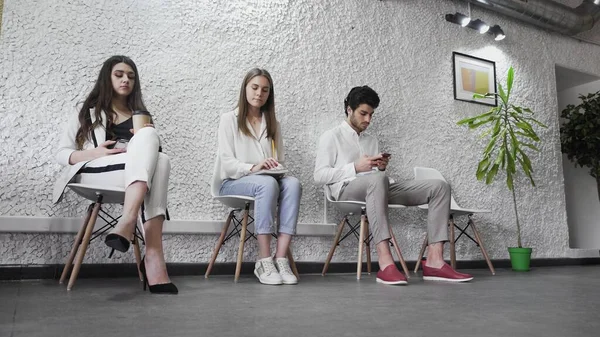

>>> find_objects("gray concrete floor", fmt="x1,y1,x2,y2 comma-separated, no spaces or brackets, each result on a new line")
1,266,599,337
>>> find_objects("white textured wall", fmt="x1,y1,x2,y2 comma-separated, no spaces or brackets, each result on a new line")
1,0,600,265
557,79,600,249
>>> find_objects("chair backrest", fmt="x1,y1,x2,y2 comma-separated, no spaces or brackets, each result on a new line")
413,167,461,209
210,152,222,198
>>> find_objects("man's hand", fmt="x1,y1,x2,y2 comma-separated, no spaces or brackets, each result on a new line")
376,153,390,171
354,155,379,173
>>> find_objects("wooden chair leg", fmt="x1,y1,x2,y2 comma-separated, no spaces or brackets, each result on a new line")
287,247,299,279
133,234,143,282
389,229,410,278
469,216,496,275
322,217,346,276
449,216,457,269
206,210,234,278
357,213,367,280
234,205,250,282
365,221,372,275
67,202,101,291
414,233,428,273
60,204,93,284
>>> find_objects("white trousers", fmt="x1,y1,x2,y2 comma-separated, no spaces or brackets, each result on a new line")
74,127,170,222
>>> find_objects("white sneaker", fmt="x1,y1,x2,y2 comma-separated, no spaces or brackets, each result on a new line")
275,257,298,285
254,257,283,285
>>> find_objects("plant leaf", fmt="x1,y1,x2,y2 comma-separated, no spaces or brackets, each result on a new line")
485,163,500,184
520,142,540,152
506,67,514,99
498,83,508,106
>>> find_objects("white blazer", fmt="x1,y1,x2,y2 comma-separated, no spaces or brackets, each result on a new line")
52,108,110,203
215,109,284,181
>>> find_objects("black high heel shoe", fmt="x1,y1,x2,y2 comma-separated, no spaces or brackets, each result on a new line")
105,233,130,253
140,257,178,294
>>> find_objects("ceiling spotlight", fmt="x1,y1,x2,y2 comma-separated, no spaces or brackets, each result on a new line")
445,12,471,27
489,25,506,40
468,19,490,34
445,13,504,41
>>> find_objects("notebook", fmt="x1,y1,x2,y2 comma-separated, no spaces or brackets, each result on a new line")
250,166,288,178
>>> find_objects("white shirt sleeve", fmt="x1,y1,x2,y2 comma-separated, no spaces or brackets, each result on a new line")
56,112,80,166
218,113,254,179
276,121,285,165
314,131,356,186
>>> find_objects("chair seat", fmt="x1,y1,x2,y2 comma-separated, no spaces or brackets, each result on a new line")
417,204,490,215
213,195,255,210
389,204,407,209
67,183,125,204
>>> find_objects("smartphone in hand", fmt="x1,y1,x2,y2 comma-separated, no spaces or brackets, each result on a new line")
381,153,391,158
108,139,129,150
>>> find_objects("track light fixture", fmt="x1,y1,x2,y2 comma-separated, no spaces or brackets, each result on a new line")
445,12,505,41
489,25,506,40
469,19,490,34
445,13,471,27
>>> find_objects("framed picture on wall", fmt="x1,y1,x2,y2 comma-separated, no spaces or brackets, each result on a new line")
453,52,497,106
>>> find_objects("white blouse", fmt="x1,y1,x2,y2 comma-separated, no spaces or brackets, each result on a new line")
217,109,284,180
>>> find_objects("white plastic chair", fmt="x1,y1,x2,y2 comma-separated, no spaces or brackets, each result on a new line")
205,157,298,282
413,167,495,275
322,186,410,280
60,183,144,290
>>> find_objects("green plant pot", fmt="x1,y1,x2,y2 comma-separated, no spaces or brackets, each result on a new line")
508,247,532,271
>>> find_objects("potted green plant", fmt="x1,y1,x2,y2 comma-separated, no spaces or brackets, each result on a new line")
560,90,600,201
457,66,547,271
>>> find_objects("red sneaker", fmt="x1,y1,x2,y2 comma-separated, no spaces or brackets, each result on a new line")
422,262,473,282
376,264,408,285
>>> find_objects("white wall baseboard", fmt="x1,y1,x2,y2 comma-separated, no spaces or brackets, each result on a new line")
0,216,337,236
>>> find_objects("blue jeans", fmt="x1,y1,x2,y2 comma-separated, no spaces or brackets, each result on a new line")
220,175,302,235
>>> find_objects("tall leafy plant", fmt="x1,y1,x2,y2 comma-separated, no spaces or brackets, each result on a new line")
457,67,547,248
560,91,600,200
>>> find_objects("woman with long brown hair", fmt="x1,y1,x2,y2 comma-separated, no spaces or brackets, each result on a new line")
215,68,302,285
53,55,177,294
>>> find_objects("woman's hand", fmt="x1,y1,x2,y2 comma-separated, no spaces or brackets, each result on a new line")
251,157,279,172
129,123,154,135
94,140,126,158
68,140,125,164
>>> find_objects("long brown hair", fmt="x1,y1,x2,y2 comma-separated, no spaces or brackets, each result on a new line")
236,68,277,141
75,55,147,149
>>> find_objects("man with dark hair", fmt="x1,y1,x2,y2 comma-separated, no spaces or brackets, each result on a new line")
314,86,472,285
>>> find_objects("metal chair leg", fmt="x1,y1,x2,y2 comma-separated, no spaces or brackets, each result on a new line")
234,203,250,282
60,204,93,284
67,199,102,291
414,233,428,273
206,210,234,278
322,217,347,276
469,216,496,275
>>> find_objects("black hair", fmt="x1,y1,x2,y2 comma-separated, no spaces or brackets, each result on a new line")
344,85,380,116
